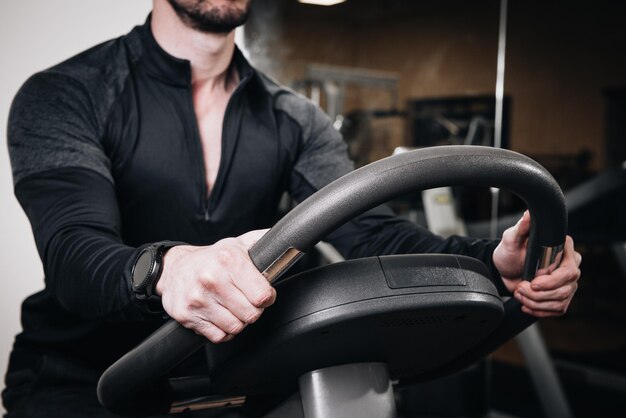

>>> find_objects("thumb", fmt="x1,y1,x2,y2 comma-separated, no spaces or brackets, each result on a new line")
238,228,270,249
514,210,531,244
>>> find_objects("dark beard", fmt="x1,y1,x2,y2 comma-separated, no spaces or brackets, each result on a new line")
167,0,250,34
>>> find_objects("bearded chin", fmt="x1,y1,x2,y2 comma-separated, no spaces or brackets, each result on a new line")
167,0,250,34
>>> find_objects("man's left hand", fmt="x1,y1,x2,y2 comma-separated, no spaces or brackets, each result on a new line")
493,211,582,317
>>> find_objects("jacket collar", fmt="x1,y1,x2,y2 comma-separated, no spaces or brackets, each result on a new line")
130,14,254,88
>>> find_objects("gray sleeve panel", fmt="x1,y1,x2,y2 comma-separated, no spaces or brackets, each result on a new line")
274,90,354,191
8,68,115,186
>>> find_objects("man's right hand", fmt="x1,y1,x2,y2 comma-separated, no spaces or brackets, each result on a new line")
155,229,276,343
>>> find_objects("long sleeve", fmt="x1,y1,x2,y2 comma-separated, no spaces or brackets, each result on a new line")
8,72,153,320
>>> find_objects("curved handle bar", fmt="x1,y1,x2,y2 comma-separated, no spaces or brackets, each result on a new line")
98,146,566,415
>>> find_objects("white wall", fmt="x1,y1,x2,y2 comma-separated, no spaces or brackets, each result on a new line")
0,1,152,412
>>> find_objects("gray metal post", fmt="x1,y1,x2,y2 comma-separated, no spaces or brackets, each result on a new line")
298,363,396,418
490,0,508,240
516,325,573,418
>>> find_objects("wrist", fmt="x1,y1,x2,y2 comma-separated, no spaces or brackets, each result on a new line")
155,244,195,296
131,241,186,299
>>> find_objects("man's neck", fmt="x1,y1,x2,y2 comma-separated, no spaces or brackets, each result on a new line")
151,2,237,89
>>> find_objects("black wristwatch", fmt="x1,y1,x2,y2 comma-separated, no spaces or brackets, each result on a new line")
131,241,185,299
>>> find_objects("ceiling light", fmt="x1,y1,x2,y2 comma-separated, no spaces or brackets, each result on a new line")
298,0,347,6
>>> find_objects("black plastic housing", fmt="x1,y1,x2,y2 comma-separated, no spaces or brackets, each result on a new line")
204,255,503,396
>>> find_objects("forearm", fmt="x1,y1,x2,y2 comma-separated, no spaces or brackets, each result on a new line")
43,225,146,319
16,168,154,320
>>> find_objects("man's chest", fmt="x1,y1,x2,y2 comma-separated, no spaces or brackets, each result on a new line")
193,84,232,195
106,77,298,243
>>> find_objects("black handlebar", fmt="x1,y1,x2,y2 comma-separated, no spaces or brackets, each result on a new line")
98,146,567,415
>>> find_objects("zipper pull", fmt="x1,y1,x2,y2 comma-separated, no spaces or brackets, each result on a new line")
203,208,210,222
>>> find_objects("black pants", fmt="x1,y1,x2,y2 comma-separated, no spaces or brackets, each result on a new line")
3,355,245,418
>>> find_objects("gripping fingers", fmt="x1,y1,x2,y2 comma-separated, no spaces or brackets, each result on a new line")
227,251,277,309
520,305,572,318
160,231,276,345
192,320,229,344
516,278,579,317
516,281,578,302
236,273,277,309
213,244,277,309
233,276,276,309
516,291,573,314
194,303,247,342
530,238,581,292
515,235,581,318
213,281,265,324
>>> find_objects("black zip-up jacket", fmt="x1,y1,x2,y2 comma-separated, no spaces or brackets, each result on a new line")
5,18,503,386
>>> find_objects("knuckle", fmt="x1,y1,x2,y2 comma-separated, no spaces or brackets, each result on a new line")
195,321,226,343
553,301,567,314
226,320,245,335
200,274,224,294
186,289,206,310
523,299,537,310
184,298,206,315
208,330,228,344
216,247,238,268
224,322,246,335
545,277,559,289
253,288,275,308
185,300,200,313
244,308,263,324
199,274,216,290
567,269,578,281
178,313,197,330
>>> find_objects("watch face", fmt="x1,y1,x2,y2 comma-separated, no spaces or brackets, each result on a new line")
132,248,155,290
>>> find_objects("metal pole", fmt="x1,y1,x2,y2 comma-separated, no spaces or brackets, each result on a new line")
494,0,508,151
494,2,572,416
516,326,573,418
490,0,508,240
299,363,396,418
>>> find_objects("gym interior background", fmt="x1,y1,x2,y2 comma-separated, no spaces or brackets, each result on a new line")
1,0,625,416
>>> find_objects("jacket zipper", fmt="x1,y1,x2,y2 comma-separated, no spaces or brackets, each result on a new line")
187,72,252,222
